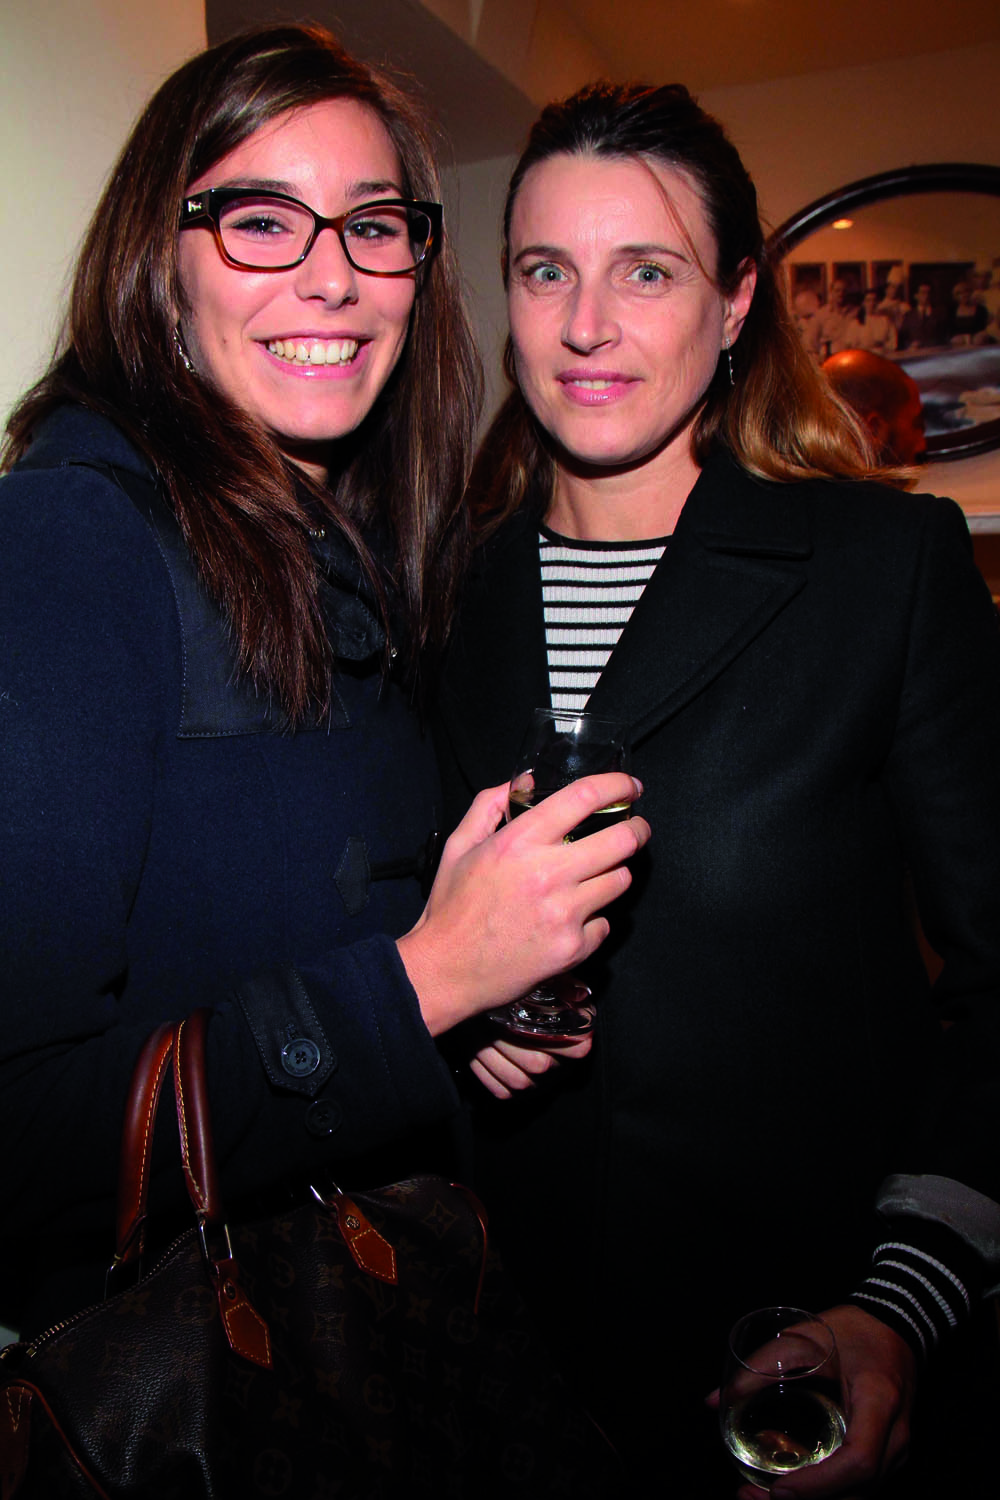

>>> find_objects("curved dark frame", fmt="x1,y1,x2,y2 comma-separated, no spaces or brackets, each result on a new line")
767,163,1000,462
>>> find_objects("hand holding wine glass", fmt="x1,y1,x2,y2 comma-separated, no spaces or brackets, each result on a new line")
721,1307,845,1493
395,730,647,1041
488,708,634,1040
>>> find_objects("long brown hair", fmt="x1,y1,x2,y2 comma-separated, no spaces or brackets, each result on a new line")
3,24,481,718
471,81,884,532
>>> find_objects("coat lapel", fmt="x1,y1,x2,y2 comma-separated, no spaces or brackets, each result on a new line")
587,454,813,744
440,451,815,784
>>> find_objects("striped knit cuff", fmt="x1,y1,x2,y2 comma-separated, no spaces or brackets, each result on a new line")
848,1218,984,1362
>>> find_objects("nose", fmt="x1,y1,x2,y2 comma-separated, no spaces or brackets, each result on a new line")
561,279,619,354
294,225,359,306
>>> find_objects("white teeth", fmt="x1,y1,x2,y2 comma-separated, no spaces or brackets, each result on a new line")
267,338,359,366
574,379,614,389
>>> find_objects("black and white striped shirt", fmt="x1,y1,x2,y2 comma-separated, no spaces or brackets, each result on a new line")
539,525,668,711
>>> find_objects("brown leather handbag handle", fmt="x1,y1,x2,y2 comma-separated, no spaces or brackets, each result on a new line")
110,1011,272,1369
173,1010,223,1233
113,1010,221,1267
113,1022,175,1271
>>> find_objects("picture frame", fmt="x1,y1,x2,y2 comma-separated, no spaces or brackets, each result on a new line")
769,164,1000,461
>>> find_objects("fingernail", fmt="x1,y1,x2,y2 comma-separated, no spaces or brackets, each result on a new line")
631,777,643,795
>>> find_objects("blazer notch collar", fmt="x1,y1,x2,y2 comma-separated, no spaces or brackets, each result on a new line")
697,528,813,562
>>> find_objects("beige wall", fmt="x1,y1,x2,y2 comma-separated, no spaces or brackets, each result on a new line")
442,155,515,420
698,42,1000,238
0,0,206,423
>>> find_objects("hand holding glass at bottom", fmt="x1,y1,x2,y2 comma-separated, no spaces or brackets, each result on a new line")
721,1307,845,1492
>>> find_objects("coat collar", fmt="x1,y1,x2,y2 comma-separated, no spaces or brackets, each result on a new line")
440,448,814,785
587,447,812,740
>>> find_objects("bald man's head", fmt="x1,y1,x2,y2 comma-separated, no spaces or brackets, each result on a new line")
822,349,927,466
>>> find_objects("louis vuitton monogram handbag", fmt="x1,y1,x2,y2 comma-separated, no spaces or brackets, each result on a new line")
0,1010,620,1498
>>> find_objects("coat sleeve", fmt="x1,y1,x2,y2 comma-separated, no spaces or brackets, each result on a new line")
882,497,1000,1198
0,464,458,1261
862,495,1000,1327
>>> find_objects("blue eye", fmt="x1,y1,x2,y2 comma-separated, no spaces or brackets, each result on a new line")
526,263,566,284
628,263,671,286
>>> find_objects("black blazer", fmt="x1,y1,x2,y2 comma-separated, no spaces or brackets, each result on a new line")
437,449,1000,1481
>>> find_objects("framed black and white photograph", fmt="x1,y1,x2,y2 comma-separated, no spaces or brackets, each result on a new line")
771,164,1000,460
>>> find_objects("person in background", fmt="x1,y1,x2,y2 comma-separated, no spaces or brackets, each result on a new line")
816,276,853,356
791,285,823,360
844,287,897,353
898,282,945,348
437,79,1000,1499
822,348,926,465
877,271,911,334
0,25,647,1344
972,261,1000,337
945,279,990,344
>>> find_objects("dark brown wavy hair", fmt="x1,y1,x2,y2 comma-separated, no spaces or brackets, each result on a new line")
471,81,884,532
2,24,482,718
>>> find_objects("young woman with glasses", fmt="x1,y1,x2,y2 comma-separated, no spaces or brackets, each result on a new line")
0,25,648,1341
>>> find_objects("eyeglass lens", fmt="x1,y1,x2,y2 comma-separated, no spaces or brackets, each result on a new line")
217,196,431,272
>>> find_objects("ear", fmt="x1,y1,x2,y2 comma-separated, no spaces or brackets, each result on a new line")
723,258,757,347
866,412,890,447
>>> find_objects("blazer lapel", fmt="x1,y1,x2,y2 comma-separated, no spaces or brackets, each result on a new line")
587,452,813,744
440,450,815,785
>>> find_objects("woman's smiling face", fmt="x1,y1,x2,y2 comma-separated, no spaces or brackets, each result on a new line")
507,151,754,487
177,98,417,481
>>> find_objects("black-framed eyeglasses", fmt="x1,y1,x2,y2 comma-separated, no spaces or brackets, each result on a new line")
179,189,442,275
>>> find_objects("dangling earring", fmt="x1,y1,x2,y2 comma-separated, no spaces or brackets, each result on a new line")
174,327,194,373
724,335,735,388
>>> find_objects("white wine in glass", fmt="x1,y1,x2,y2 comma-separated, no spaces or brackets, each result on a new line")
488,708,631,1041
721,1307,845,1490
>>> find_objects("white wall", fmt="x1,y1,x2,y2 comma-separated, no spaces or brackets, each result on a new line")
0,0,206,424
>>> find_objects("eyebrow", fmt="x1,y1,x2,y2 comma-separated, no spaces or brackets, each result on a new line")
207,175,405,200
512,240,690,264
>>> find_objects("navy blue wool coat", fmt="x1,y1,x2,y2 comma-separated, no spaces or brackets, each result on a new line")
1,407,457,1329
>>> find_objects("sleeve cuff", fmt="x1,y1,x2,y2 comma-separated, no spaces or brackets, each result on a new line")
848,1214,985,1361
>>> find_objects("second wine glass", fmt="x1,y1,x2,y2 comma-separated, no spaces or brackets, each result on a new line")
720,1306,845,1491
488,707,631,1041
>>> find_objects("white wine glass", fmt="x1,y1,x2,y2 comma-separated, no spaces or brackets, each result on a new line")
720,1307,845,1491
488,707,631,1041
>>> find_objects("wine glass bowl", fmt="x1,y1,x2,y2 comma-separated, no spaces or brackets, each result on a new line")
488,708,631,1040
721,1307,845,1491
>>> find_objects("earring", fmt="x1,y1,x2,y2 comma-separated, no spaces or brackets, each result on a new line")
174,327,194,373
724,335,735,388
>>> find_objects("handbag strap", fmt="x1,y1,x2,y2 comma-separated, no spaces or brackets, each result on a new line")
112,1023,175,1270
110,1012,272,1370
173,1010,223,1233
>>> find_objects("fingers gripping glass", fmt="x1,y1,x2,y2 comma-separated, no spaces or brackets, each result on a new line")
488,709,632,1042
179,189,441,275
